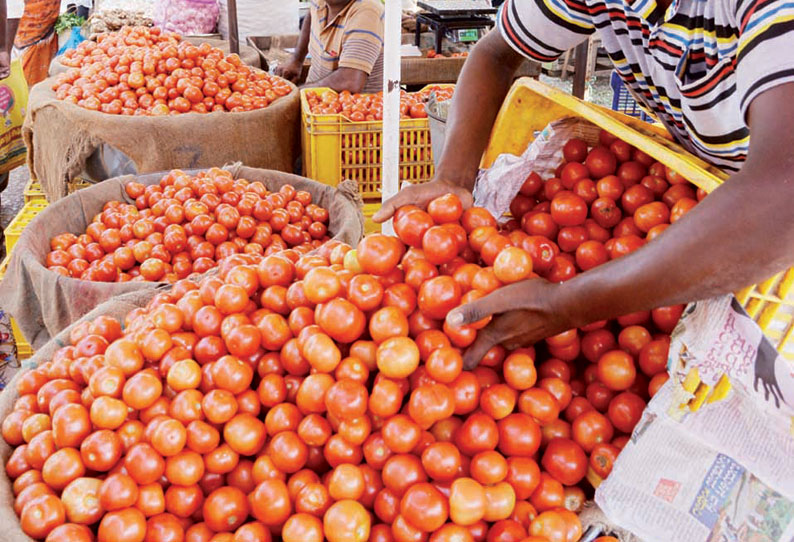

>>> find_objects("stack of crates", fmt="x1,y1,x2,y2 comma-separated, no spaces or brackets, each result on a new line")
300,86,454,233
5,201,49,254
23,179,47,203
2,199,49,359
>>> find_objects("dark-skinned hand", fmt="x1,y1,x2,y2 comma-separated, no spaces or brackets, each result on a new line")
372,179,474,223
445,279,574,369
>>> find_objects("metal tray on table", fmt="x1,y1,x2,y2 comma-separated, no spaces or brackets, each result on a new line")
416,0,497,17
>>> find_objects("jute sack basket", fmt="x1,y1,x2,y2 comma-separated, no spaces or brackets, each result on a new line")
23,72,299,202
0,165,364,350
0,289,160,542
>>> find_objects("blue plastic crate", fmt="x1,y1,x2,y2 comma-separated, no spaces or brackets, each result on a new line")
610,72,651,122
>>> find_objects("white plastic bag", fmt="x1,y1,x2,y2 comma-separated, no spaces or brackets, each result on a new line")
473,116,600,220
154,0,219,35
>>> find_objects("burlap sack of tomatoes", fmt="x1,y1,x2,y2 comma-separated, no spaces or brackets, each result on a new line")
48,36,263,79
23,28,299,201
0,165,364,350
0,288,157,542
593,296,794,542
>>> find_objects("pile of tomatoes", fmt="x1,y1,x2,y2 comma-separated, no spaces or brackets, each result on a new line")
55,27,292,115
305,86,454,121
44,168,330,283
492,130,707,490
6,190,626,542
507,130,704,278
3,129,699,542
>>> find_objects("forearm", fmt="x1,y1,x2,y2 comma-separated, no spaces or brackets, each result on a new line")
302,67,367,94
292,14,311,64
436,31,524,190
558,163,794,327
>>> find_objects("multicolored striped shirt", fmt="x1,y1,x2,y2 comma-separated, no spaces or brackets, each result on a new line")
499,0,794,173
308,0,385,94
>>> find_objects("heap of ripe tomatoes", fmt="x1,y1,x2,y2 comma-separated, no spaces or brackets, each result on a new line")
55,27,292,115
2,129,701,542
494,129,707,489
44,169,330,283
305,86,454,121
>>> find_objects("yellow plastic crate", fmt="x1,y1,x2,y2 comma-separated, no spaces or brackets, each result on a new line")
5,201,48,255
23,179,46,203
10,318,32,359
483,78,794,357
0,255,32,359
363,202,382,234
68,178,92,194
300,85,454,199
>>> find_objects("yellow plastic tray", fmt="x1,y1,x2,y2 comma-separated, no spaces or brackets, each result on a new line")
484,78,794,358
5,201,48,255
300,85,454,199
23,179,46,204
0,254,32,359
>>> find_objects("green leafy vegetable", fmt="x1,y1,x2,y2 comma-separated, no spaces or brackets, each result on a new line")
55,13,86,35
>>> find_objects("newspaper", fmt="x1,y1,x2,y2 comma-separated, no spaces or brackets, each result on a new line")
596,296,794,542
472,116,601,221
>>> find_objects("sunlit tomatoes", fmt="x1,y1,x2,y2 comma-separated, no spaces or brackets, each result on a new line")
307,86,453,121
57,27,293,115
44,168,331,283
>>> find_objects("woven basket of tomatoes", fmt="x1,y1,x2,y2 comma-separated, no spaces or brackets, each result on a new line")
0,150,694,541
24,27,300,202
300,85,455,200
0,166,363,351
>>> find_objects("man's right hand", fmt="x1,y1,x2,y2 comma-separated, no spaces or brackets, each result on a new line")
274,59,302,83
372,178,474,223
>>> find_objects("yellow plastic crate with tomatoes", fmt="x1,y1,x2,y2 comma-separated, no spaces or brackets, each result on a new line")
300,85,454,201
483,77,794,359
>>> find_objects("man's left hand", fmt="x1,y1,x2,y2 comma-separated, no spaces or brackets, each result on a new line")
446,279,574,369
0,52,11,80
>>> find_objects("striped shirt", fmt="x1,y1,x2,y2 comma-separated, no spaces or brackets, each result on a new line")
307,0,385,94
499,0,794,173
